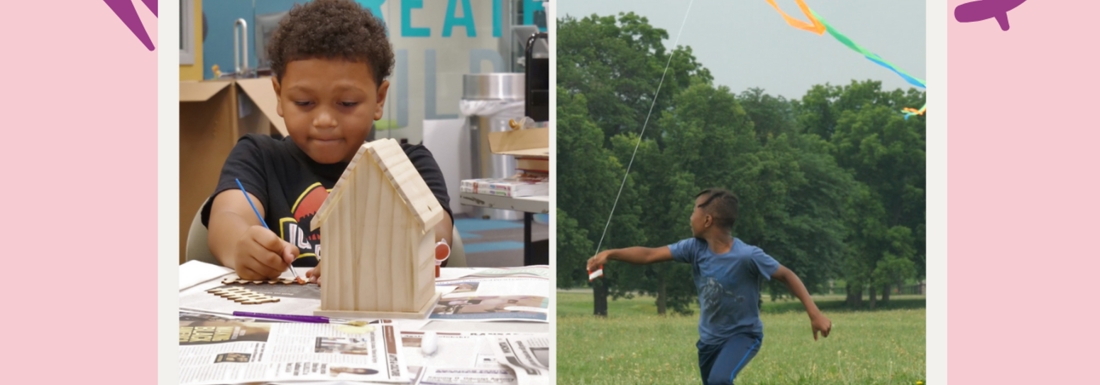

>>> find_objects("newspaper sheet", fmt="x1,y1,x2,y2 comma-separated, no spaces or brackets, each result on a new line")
179,273,546,324
177,262,545,320
179,260,234,291
430,278,549,322
491,335,551,385
179,275,457,319
437,266,550,281
179,319,410,384
417,368,518,385
400,331,529,385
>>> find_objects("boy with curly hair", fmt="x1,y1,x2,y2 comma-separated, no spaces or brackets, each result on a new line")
587,188,832,385
202,0,453,281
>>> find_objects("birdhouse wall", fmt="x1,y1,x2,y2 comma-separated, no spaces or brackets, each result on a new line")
319,207,352,310
314,138,443,316
334,204,359,311
413,228,436,308
338,201,356,311
363,157,395,313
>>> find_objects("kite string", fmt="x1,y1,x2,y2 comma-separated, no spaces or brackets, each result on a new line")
592,0,696,255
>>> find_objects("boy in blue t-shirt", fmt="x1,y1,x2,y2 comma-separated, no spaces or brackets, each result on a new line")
587,188,832,385
202,0,454,282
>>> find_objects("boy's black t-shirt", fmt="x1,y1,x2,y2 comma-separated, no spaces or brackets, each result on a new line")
200,134,454,268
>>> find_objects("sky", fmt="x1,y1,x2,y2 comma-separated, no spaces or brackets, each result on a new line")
556,0,926,100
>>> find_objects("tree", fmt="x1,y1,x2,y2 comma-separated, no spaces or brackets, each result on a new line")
556,208,593,289
556,87,645,316
825,80,926,306
738,133,858,299
608,133,697,315
793,84,842,140
558,13,711,142
737,88,798,144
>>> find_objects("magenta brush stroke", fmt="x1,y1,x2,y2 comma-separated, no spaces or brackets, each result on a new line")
104,0,158,51
955,0,1026,31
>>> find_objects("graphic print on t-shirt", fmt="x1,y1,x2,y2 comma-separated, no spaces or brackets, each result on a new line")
279,182,329,262
700,276,740,326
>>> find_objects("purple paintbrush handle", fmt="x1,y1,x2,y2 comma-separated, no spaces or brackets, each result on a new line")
233,311,329,323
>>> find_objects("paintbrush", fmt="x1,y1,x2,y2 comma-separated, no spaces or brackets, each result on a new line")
182,308,370,326
232,311,371,326
235,178,303,283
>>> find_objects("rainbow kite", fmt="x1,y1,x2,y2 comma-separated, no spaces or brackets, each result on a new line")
766,0,926,119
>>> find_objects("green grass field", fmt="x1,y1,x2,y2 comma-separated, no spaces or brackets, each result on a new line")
557,292,925,384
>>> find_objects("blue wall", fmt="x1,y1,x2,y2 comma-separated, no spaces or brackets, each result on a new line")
202,0,545,80
203,0,304,80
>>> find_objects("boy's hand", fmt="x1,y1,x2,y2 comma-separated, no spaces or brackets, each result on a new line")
233,225,297,280
810,312,832,341
587,250,611,271
307,261,322,286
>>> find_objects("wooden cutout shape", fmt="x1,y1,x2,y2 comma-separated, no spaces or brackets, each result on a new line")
220,276,309,285
208,285,288,305
310,138,444,319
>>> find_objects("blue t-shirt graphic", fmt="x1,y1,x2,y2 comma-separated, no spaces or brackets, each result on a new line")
669,237,780,345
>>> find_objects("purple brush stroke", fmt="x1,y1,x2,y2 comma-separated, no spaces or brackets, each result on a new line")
104,0,158,51
142,0,157,17
955,0,1026,31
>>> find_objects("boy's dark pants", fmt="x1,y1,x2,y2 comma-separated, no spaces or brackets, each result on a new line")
697,333,762,385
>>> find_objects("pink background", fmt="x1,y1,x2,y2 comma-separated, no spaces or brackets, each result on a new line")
2,0,1098,382
0,1,157,384
949,0,1099,382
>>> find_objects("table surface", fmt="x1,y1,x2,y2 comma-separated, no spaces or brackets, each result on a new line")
459,192,549,214
178,263,550,334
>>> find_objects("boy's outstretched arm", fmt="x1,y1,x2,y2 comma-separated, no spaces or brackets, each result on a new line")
207,191,298,280
586,246,673,271
772,265,833,340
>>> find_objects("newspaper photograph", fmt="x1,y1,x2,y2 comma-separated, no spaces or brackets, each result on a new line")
440,278,547,299
401,331,531,385
400,331,529,370
431,278,549,322
491,335,551,385
437,266,550,281
179,320,410,384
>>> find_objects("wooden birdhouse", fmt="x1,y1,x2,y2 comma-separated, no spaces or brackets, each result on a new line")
310,138,445,319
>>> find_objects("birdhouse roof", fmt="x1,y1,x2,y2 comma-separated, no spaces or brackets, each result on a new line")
311,138,445,233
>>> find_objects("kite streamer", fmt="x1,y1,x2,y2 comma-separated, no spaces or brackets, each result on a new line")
767,1,926,119
765,0,825,34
